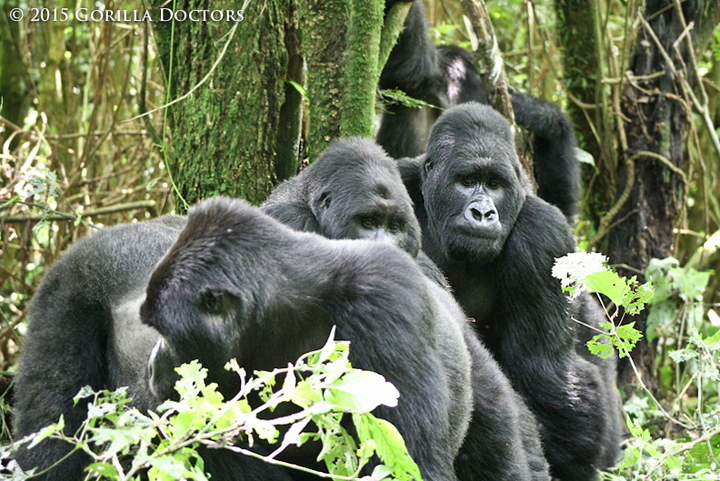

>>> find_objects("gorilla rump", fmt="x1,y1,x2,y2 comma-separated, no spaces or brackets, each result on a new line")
263,137,550,481
400,102,622,481
13,198,472,481
379,0,580,221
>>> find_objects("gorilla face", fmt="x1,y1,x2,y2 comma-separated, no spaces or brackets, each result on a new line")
311,164,421,256
141,199,335,401
141,255,246,400
140,203,272,400
306,139,422,256
421,103,528,264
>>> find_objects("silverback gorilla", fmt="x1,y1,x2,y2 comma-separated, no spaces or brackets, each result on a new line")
263,137,550,481
379,0,580,222
397,102,622,481
13,198,472,481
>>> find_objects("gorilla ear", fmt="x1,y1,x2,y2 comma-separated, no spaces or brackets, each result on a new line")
422,157,435,176
318,191,331,209
309,191,331,221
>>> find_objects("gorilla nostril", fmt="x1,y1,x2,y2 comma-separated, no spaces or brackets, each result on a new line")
470,207,482,221
484,210,496,220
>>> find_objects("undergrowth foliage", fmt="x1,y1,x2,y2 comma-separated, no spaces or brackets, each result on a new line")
554,252,720,480
0,328,421,481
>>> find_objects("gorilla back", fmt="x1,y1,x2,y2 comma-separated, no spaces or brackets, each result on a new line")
12,216,185,480
14,197,470,481
141,197,469,481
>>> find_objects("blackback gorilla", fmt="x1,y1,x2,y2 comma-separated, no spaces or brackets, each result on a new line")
379,0,579,222
263,137,550,481
13,198,471,481
398,103,621,481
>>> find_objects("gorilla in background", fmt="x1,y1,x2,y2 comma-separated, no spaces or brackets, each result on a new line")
13,198,471,481
379,0,579,222
263,137,550,481
397,102,621,481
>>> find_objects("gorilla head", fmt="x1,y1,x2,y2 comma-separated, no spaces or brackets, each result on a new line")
421,103,532,263
263,137,421,256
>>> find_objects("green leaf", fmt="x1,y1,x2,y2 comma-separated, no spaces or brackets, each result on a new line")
86,462,118,478
326,371,399,413
586,337,615,359
612,323,642,358
27,416,64,449
703,329,720,350
668,349,698,363
287,79,308,97
292,380,321,408
584,271,628,307
352,413,422,481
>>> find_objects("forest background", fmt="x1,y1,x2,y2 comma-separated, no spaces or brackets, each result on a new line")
1,0,720,478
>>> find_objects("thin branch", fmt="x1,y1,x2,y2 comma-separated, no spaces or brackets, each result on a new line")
1,200,157,223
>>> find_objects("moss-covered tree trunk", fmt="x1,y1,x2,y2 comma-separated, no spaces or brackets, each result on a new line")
151,0,387,208
151,0,296,208
554,0,613,223
0,0,29,136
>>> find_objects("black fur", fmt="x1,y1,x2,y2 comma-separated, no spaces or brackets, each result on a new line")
12,215,298,481
14,198,472,481
143,198,472,481
378,0,579,221
263,137,550,481
405,103,621,481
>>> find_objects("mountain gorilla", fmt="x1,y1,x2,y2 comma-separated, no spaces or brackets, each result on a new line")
379,0,579,222
13,198,471,481
263,137,550,481
397,102,622,481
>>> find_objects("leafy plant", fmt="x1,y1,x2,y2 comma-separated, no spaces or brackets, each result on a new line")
2,329,421,481
553,251,652,359
553,252,720,479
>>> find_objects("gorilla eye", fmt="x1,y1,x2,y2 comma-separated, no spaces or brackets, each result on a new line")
460,176,476,187
486,179,501,189
388,220,403,233
361,217,377,229
200,290,230,316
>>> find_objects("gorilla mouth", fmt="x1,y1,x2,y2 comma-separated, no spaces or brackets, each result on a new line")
452,222,502,241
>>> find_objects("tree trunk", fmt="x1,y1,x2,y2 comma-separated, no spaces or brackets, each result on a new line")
0,0,29,137
554,0,615,224
151,0,296,208
607,0,704,390
150,0,390,207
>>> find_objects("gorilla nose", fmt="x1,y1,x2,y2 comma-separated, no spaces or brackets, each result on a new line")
465,200,497,226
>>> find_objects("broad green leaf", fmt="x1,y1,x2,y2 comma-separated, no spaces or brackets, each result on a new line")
326,371,399,413
353,413,422,481
86,462,118,478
